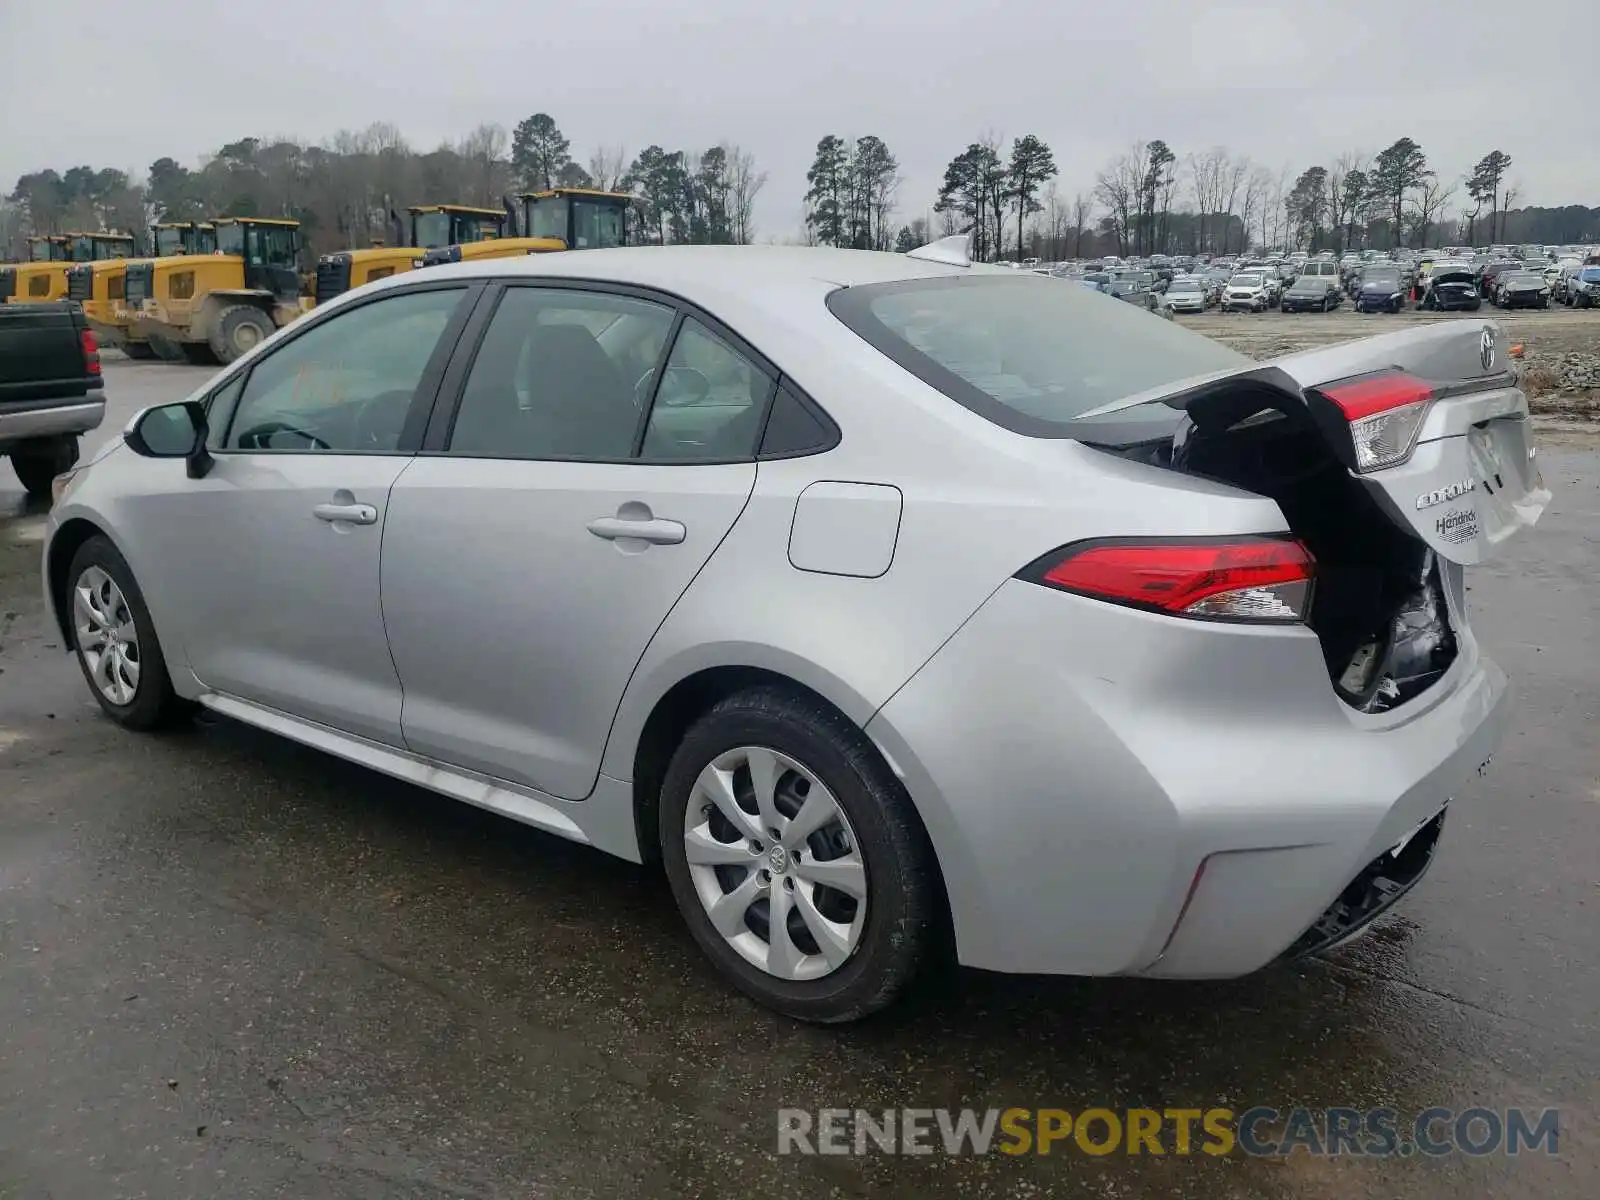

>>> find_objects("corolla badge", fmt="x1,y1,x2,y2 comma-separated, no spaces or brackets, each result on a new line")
1416,478,1477,510
1480,326,1496,371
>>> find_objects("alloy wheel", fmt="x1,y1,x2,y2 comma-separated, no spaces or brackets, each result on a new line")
74,565,140,705
682,745,868,981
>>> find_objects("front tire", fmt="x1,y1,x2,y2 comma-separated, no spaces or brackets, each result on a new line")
658,686,940,1023
122,341,156,361
209,305,276,364
66,535,191,730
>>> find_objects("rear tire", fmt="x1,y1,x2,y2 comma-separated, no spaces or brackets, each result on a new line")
209,305,275,364
122,341,156,361
658,685,940,1024
65,535,192,731
10,436,78,499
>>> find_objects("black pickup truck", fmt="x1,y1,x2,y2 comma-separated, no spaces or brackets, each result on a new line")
0,301,105,499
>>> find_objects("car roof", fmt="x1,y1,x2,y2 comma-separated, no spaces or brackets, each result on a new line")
415,244,977,297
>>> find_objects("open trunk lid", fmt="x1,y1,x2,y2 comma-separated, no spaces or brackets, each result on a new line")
1077,319,1550,565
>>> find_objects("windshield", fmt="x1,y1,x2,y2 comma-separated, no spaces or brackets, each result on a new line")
1230,273,1264,286
68,236,96,262
1364,270,1400,285
28,239,63,262
827,274,1249,437
154,227,187,256
1169,281,1201,293
528,196,569,241
215,223,245,256
1580,268,1600,282
412,211,451,249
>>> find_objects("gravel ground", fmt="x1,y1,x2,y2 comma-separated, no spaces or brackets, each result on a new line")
1175,305,1600,419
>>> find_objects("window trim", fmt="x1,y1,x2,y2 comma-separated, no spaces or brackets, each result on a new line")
421,277,791,466
204,279,484,457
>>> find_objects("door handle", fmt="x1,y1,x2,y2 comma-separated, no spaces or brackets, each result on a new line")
313,502,378,525
586,515,685,545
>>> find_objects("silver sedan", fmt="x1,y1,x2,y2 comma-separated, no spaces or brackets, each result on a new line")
43,238,1549,1022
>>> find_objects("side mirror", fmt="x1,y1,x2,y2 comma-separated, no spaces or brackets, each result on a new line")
125,400,214,478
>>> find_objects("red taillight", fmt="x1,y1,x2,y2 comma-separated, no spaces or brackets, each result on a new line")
1318,371,1433,420
1309,369,1433,473
1026,537,1315,624
81,329,101,375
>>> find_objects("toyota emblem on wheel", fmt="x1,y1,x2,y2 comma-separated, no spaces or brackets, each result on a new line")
1480,326,1496,371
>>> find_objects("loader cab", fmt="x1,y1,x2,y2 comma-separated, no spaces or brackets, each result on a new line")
66,233,136,262
519,188,631,251
409,205,506,250
152,222,218,257
28,236,71,262
214,217,301,303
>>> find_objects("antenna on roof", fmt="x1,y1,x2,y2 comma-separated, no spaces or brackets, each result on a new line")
906,233,972,267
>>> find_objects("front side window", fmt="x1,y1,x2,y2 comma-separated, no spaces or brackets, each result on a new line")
570,199,625,250
641,318,774,460
447,287,674,460
154,228,185,257
224,287,465,453
453,214,501,245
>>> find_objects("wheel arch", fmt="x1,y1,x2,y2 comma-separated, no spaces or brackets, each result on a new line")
624,660,956,951
45,516,111,643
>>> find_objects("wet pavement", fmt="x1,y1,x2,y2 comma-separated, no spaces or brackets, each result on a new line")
1,359,1597,1198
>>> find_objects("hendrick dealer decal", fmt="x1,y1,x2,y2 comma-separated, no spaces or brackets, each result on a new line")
1435,507,1480,545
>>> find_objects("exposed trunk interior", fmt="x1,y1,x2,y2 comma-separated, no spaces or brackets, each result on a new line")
1089,382,1458,713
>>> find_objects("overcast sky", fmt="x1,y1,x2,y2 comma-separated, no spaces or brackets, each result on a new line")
2,0,1590,238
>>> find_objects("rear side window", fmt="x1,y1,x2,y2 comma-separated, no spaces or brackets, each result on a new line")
827,275,1248,437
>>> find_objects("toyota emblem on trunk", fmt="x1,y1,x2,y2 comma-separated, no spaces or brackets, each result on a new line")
1480,326,1496,371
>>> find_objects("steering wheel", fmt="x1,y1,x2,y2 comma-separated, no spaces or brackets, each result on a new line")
351,390,413,450
235,420,331,451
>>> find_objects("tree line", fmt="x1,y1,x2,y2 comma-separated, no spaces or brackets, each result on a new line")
6,113,1596,264
2,113,766,260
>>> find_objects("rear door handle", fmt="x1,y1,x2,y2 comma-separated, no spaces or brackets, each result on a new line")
586,515,685,545
313,502,378,525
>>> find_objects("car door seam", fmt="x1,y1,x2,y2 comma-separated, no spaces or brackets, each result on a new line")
586,462,761,799
379,455,423,751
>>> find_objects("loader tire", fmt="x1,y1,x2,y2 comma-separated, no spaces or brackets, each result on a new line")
209,305,275,364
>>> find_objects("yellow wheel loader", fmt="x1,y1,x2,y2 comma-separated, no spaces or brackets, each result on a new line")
1,232,135,305
127,217,303,364
71,222,216,360
414,188,631,269
313,204,509,304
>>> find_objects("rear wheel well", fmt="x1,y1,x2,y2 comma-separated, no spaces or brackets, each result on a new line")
46,517,106,642
630,664,955,949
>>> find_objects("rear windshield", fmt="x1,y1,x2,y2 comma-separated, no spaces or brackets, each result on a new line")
826,274,1249,436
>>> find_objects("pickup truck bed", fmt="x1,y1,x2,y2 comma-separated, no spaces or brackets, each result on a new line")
0,301,105,499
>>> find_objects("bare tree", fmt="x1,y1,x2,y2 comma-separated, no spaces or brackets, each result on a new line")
1186,148,1227,254
725,143,766,244
1094,143,1144,256
1219,154,1253,253
457,123,508,207
1408,176,1456,248
1325,151,1367,254
1070,191,1093,259
586,144,630,192
1240,166,1272,254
